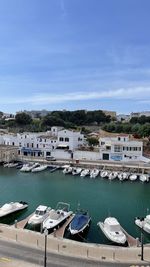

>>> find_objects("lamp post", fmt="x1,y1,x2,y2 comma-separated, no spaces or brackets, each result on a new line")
44,228,48,267
140,217,144,261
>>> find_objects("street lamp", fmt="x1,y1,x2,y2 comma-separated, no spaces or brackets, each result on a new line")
140,217,144,261
44,228,48,267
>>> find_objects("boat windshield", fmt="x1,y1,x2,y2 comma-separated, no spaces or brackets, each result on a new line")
35,210,45,215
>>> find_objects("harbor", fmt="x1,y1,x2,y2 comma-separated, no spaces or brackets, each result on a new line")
0,163,150,246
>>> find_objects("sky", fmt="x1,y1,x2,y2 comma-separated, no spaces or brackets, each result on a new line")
0,0,150,114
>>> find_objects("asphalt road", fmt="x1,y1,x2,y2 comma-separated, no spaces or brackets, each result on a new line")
0,239,149,267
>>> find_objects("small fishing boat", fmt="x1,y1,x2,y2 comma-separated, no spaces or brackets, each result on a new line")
72,167,82,176
27,205,51,225
139,174,149,183
0,201,28,218
43,202,72,232
118,172,129,181
69,209,91,236
100,170,109,178
32,165,48,173
108,171,118,180
63,166,72,174
135,215,150,234
90,169,99,178
80,169,90,177
20,163,39,172
129,173,138,181
98,217,127,245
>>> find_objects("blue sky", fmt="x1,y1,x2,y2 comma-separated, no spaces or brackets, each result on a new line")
0,0,150,114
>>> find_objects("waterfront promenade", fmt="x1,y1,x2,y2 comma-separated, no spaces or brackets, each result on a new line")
0,223,150,264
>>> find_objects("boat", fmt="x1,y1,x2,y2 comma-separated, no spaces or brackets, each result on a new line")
42,202,72,231
97,217,127,245
32,165,48,173
69,209,91,236
80,169,90,177
139,174,149,183
100,170,109,178
90,169,99,178
118,172,129,181
129,173,138,181
108,171,118,180
72,167,82,176
27,205,51,225
20,163,39,172
0,201,28,218
63,166,72,174
7,162,19,168
135,215,150,234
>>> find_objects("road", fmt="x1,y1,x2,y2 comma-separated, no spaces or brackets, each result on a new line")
0,239,148,267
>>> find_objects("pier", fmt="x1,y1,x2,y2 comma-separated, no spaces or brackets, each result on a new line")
52,214,74,238
121,226,140,247
14,213,34,229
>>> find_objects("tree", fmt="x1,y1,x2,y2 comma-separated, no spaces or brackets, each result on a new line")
15,112,32,125
87,137,99,146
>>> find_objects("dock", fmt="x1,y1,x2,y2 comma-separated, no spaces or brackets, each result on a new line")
14,213,34,229
52,214,75,238
121,226,140,247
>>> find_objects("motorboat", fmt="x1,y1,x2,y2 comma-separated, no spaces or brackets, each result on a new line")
100,170,109,178
28,205,51,225
20,163,39,172
139,174,149,183
7,162,19,168
69,209,91,236
97,217,127,245
49,166,60,173
90,169,99,178
129,173,138,181
135,215,150,234
118,172,129,181
63,166,72,174
32,165,48,173
80,169,90,177
0,201,28,218
72,167,82,176
108,171,118,180
42,202,73,231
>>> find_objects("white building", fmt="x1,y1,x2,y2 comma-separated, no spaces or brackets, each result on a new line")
57,129,84,151
99,135,143,162
130,111,150,118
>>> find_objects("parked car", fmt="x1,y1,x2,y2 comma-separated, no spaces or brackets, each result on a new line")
46,156,56,161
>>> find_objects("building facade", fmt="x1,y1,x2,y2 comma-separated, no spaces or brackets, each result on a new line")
99,135,143,161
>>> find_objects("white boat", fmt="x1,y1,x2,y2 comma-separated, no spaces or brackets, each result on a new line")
43,202,72,231
20,163,39,172
118,172,129,181
32,165,48,173
100,170,109,178
90,169,99,178
72,167,82,175
28,205,51,225
80,169,90,177
7,163,19,168
129,173,138,181
63,166,72,174
0,201,28,218
109,171,118,180
98,217,127,245
139,174,149,183
135,215,150,234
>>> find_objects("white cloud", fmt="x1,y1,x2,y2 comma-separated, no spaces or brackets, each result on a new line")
1,86,150,106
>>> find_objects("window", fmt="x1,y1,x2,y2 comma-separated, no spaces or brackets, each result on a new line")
37,144,39,148
59,137,64,141
114,145,122,152
12,142,14,146
65,137,69,142
101,142,105,145
118,137,121,141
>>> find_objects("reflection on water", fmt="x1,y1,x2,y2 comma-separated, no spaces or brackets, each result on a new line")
0,166,150,244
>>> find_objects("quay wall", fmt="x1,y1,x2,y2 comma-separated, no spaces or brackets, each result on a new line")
0,224,150,263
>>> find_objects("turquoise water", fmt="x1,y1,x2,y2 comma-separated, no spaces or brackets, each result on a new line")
0,166,150,244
